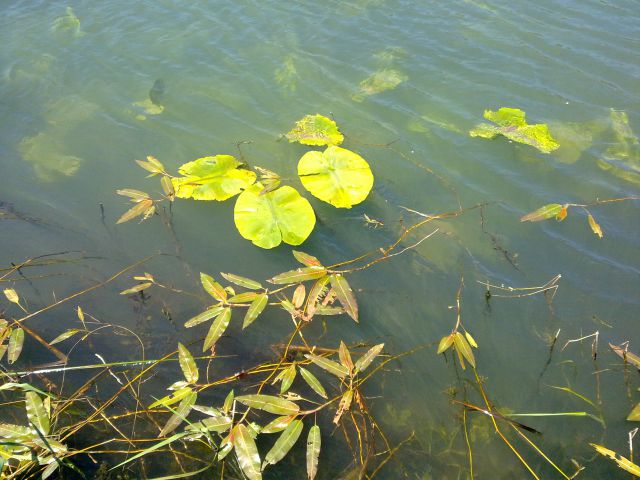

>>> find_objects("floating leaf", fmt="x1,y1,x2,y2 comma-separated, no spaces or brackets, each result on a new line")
186,415,233,434
330,275,359,322
299,367,328,399
41,460,59,480
25,392,49,435
0,422,33,440
161,176,175,200
262,415,295,434
116,199,154,224
4,288,20,305
293,251,323,268
8,328,25,364
338,341,354,372
292,284,306,309
305,276,331,318
587,214,603,238
116,189,151,201
221,273,263,290
200,273,227,302
628,403,640,421
453,332,476,369
243,294,269,329
306,425,321,480
149,387,193,409
233,424,262,480
355,343,384,373
298,146,374,208
263,419,303,468
305,353,349,378
234,184,316,249
520,204,564,222
333,390,353,424
591,443,640,476
171,155,256,201
465,331,478,348
228,292,260,303
50,329,83,345
235,395,300,416
279,364,297,394
470,108,560,153
223,390,235,414
178,343,199,384
285,114,344,147
269,266,327,285
159,390,196,437
203,308,231,351
184,305,225,328
352,69,407,102
437,335,455,355
119,282,152,295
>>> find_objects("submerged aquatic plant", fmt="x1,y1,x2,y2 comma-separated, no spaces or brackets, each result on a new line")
352,68,408,102
470,107,560,153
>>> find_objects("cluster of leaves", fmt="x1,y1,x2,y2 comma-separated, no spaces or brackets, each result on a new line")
117,114,374,249
470,107,560,154
520,202,603,238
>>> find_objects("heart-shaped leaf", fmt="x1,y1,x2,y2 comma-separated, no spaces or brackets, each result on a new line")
298,146,374,208
234,184,316,249
171,155,256,201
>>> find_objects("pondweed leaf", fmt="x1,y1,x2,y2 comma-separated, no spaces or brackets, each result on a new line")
355,343,384,373
333,390,353,425
352,69,407,102
464,331,478,348
587,213,603,238
119,282,152,295
292,284,306,309
116,188,150,200
136,155,166,176
262,419,303,469
184,305,225,328
293,250,323,268
25,392,50,435
305,353,349,378
50,329,84,345
269,266,327,285
628,403,640,421
161,175,175,200
233,424,262,480
591,443,640,475
453,332,476,369
285,114,344,147
470,107,560,153
178,343,199,384
116,198,154,224
149,386,193,409
228,292,260,303
234,184,316,249
220,272,263,290
4,288,20,305
235,394,300,416
299,367,328,399
159,390,196,437
520,203,564,222
338,341,354,372
185,415,232,434
171,155,256,201
223,390,234,414
437,335,455,355
8,328,25,364
330,275,358,322
306,425,321,480
203,307,231,351
200,272,227,302
298,146,374,208
279,364,297,394
261,415,295,434
243,293,269,329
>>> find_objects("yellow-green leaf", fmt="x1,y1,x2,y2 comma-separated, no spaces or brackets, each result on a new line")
233,424,262,480
453,332,476,369
330,275,358,322
354,343,384,373
628,403,640,421
333,390,353,424
261,415,295,434
437,335,455,354
292,250,323,268
203,307,231,351
306,425,321,480
120,282,152,295
299,367,327,399
220,272,263,290
279,364,297,394
338,341,354,372
305,353,349,379
116,198,154,224
228,292,260,303
269,267,327,285
591,443,640,475
184,305,225,328
285,114,344,147
159,390,196,437
8,328,25,364
178,343,199,384
243,294,268,329
235,394,300,416
200,273,227,302
520,204,564,222
263,419,303,468
149,386,193,409
25,391,49,435
4,288,20,305
298,146,374,208
50,329,83,345
588,213,603,238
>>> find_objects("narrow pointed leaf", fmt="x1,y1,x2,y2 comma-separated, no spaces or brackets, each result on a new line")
186,415,232,434
306,425,321,480
235,395,300,415
627,403,640,421
178,343,199,384
223,390,234,414
243,294,268,329
233,424,262,480
520,204,563,222
453,332,476,369
8,328,25,364
4,288,20,305
591,443,640,475
149,387,193,409
292,284,306,309
279,364,297,394
117,199,154,224
263,419,303,469
159,390,196,437
120,282,152,295
299,367,328,399
293,251,323,267
161,175,175,199
184,305,224,328
465,331,478,348
588,214,603,238
305,276,330,318
40,460,59,480
50,329,83,346
330,275,358,322
437,335,454,354
338,341,354,372
355,343,384,373
269,267,327,285
116,189,151,200
261,416,294,434
25,392,50,435
228,292,260,303
221,273,263,290
305,353,349,378
333,390,353,425
200,273,227,302
203,308,231,351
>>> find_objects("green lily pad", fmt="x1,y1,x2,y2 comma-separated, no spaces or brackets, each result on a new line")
297,146,374,208
352,69,407,102
470,107,560,154
234,184,316,249
172,155,256,201
285,114,344,146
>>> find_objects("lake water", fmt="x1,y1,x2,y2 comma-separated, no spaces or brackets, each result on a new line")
1,1,639,478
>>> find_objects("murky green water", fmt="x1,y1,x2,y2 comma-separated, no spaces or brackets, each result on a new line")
1,1,639,478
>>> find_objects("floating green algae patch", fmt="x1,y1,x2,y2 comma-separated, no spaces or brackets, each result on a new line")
352,68,407,102
470,107,560,153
